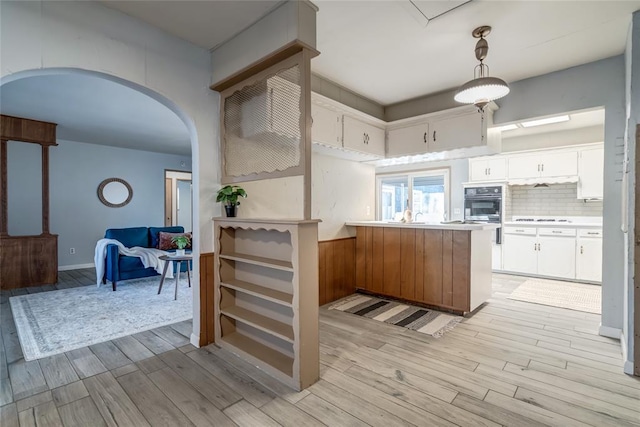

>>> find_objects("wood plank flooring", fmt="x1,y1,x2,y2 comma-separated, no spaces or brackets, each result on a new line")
1,269,638,426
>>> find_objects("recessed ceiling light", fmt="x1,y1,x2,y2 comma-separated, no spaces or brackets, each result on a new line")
520,115,570,128
495,124,518,132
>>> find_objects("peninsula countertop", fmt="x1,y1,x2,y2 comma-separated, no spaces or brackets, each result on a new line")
345,220,501,231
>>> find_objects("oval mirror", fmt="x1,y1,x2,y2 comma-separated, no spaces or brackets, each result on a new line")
98,178,133,208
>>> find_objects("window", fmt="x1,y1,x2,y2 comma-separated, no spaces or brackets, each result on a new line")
377,169,449,222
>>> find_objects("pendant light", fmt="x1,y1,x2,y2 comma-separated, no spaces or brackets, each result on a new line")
454,26,509,111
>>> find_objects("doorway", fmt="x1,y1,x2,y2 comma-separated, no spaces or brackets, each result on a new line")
164,170,193,231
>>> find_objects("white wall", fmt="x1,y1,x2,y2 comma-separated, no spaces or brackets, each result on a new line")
1,0,218,346
502,126,604,153
312,153,376,240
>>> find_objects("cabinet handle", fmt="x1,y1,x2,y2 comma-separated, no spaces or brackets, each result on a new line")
433,130,436,142
580,245,584,254
541,163,544,172
423,132,427,143
537,164,540,172
552,230,562,234
515,229,525,232
537,243,541,251
488,168,491,175
485,168,488,175
534,243,537,251
587,232,599,235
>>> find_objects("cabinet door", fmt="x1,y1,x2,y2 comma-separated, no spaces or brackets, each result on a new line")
486,157,507,180
429,112,483,152
577,147,604,199
537,236,576,279
343,116,385,157
576,238,602,282
469,159,489,182
311,104,341,148
503,234,537,274
507,154,541,179
540,151,578,177
387,123,429,157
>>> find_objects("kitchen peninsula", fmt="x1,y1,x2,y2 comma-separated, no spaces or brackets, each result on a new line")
346,221,500,314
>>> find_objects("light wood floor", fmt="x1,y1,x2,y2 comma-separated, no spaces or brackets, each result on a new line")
1,270,638,426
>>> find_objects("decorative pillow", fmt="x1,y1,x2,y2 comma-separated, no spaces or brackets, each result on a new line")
158,232,192,250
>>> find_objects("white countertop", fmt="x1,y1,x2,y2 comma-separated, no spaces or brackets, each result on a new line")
345,221,501,231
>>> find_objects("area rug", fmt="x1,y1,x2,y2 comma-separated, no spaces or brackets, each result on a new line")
9,276,192,361
329,294,462,338
507,278,601,314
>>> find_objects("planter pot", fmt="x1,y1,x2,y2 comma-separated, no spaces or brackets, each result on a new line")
224,205,237,217
175,249,186,257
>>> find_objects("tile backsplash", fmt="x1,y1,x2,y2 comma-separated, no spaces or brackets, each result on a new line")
505,183,603,218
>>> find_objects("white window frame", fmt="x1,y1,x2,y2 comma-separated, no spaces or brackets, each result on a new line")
376,168,451,222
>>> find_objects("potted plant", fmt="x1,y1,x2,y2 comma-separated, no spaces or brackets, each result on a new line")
216,185,247,217
171,234,191,256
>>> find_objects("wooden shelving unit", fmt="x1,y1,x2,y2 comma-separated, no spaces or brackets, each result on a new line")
213,218,320,391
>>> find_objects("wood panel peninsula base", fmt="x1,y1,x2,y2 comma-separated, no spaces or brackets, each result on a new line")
347,221,499,315
213,218,320,391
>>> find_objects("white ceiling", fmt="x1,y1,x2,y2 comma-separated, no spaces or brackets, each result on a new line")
101,0,284,50
0,74,191,155
313,0,640,105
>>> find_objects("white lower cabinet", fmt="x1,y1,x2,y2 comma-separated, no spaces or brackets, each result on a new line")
503,231,537,274
503,227,581,280
537,234,576,279
576,229,603,282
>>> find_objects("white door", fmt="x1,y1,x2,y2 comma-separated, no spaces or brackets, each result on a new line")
311,104,341,148
343,116,385,157
430,112,483,152
507,154,541,179
503,234,537,274
539,151,578,177
577,147,604,199
387,122,429,157
469,159,489,182
486,157,507,180
576,238,603,282
537,236,576,279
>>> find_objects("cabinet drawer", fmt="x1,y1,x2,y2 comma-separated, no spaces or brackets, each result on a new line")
538,228,577,237
503,227,536,235
578,229,602,238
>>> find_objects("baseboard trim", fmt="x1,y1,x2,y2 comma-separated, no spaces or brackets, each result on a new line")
598,324,622,339
190,333,200,348
58,263,94,271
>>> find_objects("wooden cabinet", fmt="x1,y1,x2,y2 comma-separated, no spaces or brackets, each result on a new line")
469,156,507,182
343,116,385,157
576,229,603,282
577,147,604,199
311,104,342,148
507,151,578,179
214,218,319,391
386,122,429,157
355,226,491,313
430,111,483,152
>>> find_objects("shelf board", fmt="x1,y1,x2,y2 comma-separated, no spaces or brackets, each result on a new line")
220,332,293,378
219,252,293,272
221,306,294,343
221,279,293,307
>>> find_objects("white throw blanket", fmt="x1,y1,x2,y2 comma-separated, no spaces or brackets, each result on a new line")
94,238,174,286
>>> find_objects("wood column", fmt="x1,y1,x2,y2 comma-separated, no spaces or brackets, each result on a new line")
199,252,216,346
0,139,7,236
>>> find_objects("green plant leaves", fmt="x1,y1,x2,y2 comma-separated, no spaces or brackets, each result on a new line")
216,185,247,206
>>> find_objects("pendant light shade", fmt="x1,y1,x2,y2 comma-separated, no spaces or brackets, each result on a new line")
455,26,509,111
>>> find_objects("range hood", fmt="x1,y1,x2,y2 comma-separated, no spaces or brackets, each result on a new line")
508,176,579,186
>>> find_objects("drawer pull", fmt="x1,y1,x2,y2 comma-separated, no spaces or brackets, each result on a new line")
515,229,525,232
552,231,562,234
587,232,599,235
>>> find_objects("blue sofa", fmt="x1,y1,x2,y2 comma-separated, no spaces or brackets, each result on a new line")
102,226,191,291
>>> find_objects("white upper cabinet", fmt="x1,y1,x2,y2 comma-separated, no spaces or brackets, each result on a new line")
311,104,342,148
343,116,385,157
507,151,578,179
387,122,429,157
577,147,604,199
429,111,484,152
469,156,507,182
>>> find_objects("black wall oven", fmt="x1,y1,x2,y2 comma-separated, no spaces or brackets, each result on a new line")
464,185,502,243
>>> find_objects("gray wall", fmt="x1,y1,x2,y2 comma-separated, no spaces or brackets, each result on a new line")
494,56,626,335
44,140,191,267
